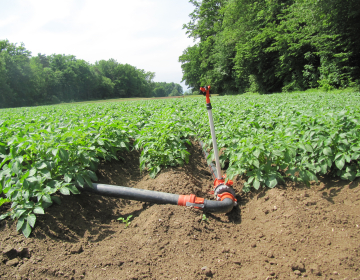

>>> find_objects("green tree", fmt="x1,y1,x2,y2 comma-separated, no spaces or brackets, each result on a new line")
154,87,166,97
180,0,226,93
0,40,35,106
0,54,13,108
180,0,360,94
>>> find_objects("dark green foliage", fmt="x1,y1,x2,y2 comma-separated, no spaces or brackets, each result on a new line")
180,0,360,93
0,40,183,109
179,0,226,93
152,82,183,97
93,59,155,99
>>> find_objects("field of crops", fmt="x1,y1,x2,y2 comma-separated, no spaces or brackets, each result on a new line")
1,92,360,237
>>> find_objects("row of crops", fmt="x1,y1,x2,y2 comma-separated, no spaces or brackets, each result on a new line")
1,92,360,236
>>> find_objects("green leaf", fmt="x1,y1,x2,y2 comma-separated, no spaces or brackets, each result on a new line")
351,152,360,160
11,160,21,175
27,214,36,228
36,162,47,169
0,197,10,207
82,174,93,188
299,170,309,185
265,176,277,188
22,221,32,238
42,201,53,208
335,155,345,170
51,196,61,205
253,149,260,158
64,173,72,183
17,217,25,231
0,212,10,220
65,137,73,143
253,178,260,190
59,186,70,195
87,170,98,181
24,202,34,209
320,163,328,174
345,154,351,163
40,169,52,180
247,176,254,184
284,150,292,163
29,168,36,176
15,209,27,219
149,166,161,178
59,148,69,163
76,174,85,187
10,147,16,158
305,144,313,153
23,179,30,190
323,147,332,156
340,170,356,181
42,194,52,203
80,153,89,165
334,152,343,160
67,184,80,194
306,170,318,182
33,206,45,214
298,143,306,151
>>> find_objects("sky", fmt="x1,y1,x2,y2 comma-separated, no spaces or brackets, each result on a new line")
0,0,196,90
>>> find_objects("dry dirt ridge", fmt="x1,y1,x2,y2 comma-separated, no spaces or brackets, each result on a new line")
1,143,360,280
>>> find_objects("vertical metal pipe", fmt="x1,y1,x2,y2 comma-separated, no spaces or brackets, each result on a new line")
207,109,222,180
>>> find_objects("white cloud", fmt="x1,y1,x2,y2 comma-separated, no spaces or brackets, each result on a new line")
0,15,19,28
0,0,195,88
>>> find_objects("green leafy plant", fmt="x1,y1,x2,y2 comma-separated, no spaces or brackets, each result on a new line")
117,215,133,228
1,92,360,238
0,102,140,237
201,214,209,223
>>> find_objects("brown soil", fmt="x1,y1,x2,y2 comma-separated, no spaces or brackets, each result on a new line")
1,143,360,280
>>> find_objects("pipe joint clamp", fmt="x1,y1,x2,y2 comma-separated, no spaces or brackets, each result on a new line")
214,183,237,206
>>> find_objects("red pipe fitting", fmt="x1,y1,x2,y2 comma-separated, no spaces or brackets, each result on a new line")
178,194,205,209
214,177,233,188
216,192,237,203
213,175,237,205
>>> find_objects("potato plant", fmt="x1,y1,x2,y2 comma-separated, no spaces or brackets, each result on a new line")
1,92,360,237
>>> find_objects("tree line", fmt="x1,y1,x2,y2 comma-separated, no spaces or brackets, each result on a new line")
0,40,183,109
179,0,360,94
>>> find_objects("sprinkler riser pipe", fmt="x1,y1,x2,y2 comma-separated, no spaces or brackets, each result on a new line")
207,109,222,180
199,140,217,180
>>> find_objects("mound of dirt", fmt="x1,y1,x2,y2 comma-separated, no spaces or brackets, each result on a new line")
1,142,360,279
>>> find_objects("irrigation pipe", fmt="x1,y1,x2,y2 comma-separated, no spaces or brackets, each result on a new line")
79,138,236,214
81,183,235,213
